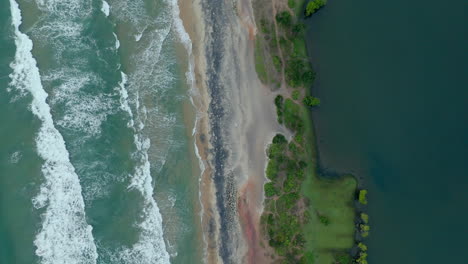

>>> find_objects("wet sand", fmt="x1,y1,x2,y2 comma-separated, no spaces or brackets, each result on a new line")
179,0,286,263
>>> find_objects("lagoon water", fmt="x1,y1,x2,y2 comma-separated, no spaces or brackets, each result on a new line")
0,0,202,263
305,0,468,263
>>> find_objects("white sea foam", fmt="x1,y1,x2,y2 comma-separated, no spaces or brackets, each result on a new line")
113,32,120,49
135,33,143,41
43,70,116,138
9,151,22,163
168,0,195,86
113,24,169,260
8,1,98,263
101,0,110,17
113,71,170,264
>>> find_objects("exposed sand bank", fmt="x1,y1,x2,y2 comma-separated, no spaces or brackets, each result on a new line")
178,0,288,262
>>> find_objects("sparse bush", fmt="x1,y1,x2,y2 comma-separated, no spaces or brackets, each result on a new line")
276,11,292,27
360,224,370,237
292,23,305,35
275,95,284,123
303,96,321,107
266,160,279,180
292,90,300,100
358,242,368,251
301,70,315,85
305,0,325,17
272,56,282,72
273,133,287,144
336,254,352,264
319,215,330,225
361,213,369,223
294,133,304,144
356,251,368,264
300,252,315,264
358,189,368,205
275,95,284,109
265,182,278,197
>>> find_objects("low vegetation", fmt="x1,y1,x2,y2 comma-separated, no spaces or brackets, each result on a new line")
303,95,320,107
305,0,326,17
358,189,368,205
253,0,370,263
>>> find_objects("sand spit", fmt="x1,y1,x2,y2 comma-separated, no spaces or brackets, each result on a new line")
179,0,287,263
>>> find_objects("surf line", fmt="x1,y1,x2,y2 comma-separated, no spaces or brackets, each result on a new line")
8,1,98,263
110,21,170,263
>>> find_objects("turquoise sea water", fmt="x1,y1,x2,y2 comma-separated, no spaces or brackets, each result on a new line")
305,0,468,263
0,0,202,263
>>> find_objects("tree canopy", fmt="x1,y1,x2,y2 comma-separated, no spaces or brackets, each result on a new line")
305,0,325,17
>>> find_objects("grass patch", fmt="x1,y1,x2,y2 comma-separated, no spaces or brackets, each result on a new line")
293,37,308,58
299,100,357,263
254,1,358,263
255,38,268,83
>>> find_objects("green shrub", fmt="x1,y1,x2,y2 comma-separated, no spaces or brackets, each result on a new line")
260,19,270,34
283,173,299,193
361,213,369,223
276,11,292,27
288,0,296,9
301,70,315,85
303,96,321,107
264,182,278,197
336,254,352,264
305,0,325,17
303,210,311,224
292,90,300,100
277,192,300,210
288,141,300,156
284,99,304,131
292,23,305,35
272,56,282,72
266,160,279,180
360,224,370,237
319,215,330,225
300,252,315,264
358,189,368,205
360,224,370,232
273,134,287,145
294,133,304,144
356,251,368,264
268,138,288,159
285,59,305,87
358,242,368,251
298,160,307,169
275,95,284,109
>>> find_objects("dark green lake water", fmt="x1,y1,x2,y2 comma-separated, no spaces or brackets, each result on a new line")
305,0,468,263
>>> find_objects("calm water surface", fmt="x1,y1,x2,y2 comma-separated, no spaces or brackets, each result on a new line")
305,0,468,263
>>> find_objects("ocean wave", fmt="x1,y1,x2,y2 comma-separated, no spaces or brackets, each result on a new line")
113,32,120,49
101,0,110,17
112,71,170,263
110,11,170,257
43,69,117,138
8,1,98,263
29,0,121,140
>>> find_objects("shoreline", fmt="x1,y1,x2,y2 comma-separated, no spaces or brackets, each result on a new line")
177,0,362,263
179,0,284,262
251,0,361,263
177,0,220,262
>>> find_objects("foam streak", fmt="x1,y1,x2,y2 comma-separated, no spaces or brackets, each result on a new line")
8,1,98,263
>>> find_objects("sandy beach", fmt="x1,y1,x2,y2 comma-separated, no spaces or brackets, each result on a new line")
178,0,286,262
